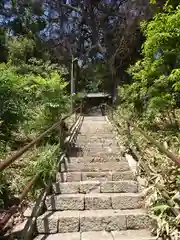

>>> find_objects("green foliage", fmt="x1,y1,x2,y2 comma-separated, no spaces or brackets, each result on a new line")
119,7,180,125
146,184,179,238
0,64,28,138
0,172,11,208
42,72,70,123
113,9,180,232
78,62,108,93
0,61,69,141
8,37,35,64
0,32,70,212
24,144,60,196
150,0,180,10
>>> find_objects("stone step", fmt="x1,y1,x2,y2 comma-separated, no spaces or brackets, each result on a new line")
70,151,121,158
68,156,126,164
45,193,144,211
36,209,150,233
76,135,114,140
73,152,122,157
110,230,156,240
80,124,111,128
81,230,156,240
75,140,118,146
52,180,138,194
70,151,124,158
60,162,130,172
79,130,113,135
56,171,135,182
73,146,120,153
77,134,115,139
34,229,156,240
34,232,80,240
80,119,110,123
75,143,118,150
82,116,107,121
80,124,110,127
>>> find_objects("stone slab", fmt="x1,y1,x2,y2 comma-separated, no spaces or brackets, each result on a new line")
56,172,82,182
80,209,126,232
80,181,101,193
45,194,84,211
81,231,113,240
100,181,138,193
46,193,143,211
69,155,125,163
82,172,112,181
62,162,129,172
85,193,111,210
125,209,151,229
111,193,143,209
53,182,80,194
53,181,101,194
112,171,135,181
36,211,79,233
34,232,80,240
112,229,156,240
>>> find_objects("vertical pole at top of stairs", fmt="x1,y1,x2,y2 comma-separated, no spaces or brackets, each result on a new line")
71,54,74,114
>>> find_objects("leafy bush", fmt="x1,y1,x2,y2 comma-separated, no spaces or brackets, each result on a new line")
0,59,69,141
114,8,180,234
0,172,11,208
8,37,35,64
0,64,28,139
24,144,60,197
119,6,180,126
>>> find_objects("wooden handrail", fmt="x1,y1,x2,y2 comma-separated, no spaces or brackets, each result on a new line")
104,104,180,166
0,104,82,172
0,121,61,171
0,174,40,230
0,105,83,231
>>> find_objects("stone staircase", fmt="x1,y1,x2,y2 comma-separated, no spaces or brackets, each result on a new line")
34,116,154,240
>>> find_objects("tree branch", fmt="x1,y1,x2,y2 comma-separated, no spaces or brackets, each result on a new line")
59,3,82,13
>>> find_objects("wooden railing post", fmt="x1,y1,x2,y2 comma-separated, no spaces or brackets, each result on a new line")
111,107,113,120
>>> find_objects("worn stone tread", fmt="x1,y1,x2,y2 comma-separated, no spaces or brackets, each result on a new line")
60,162,130,172
75,139,118,145
34,232,80,240
68,156,126,163
79,209,150,232
57,171,134,182
81,171,113,181
112,229,157,239
45,193,144,210
52,180,138,194
53,181,101,194
77,134,115,139
34,230,156,240
36,209,150,233
73,146,120,152
81,231,113,240
81,230,156,240
36,211,80,233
